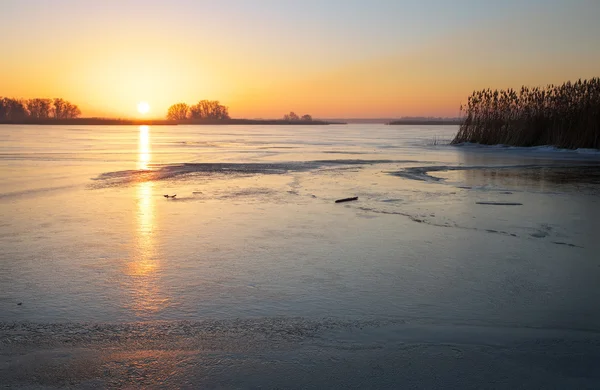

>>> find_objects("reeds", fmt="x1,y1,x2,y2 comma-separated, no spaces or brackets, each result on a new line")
452,78,600,149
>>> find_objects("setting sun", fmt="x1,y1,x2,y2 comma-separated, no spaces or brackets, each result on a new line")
137,101,150,115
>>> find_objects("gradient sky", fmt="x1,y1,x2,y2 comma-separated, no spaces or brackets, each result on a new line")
1,0,599,118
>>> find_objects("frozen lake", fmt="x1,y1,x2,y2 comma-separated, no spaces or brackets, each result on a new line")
1,124,599,387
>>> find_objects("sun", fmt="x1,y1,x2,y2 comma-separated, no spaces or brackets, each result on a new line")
137,101,150,115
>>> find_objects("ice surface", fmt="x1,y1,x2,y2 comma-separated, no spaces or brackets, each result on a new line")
1,124,599,387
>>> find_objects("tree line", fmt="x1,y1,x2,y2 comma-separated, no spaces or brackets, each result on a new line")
167,100,230,120
166,102,315,123
283,112,312,122
0,98,81,121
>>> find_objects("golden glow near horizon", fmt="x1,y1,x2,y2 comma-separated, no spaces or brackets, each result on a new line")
2,2,599,118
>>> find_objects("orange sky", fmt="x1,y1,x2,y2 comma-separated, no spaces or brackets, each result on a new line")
1,1,599,119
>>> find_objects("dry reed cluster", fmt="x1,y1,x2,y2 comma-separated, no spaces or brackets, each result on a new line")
452,78,600,149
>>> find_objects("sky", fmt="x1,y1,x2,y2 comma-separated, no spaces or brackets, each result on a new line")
1,0,599,118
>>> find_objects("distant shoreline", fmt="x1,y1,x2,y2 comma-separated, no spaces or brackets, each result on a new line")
0,118,468,126
0,118,346,126
387,119,463,125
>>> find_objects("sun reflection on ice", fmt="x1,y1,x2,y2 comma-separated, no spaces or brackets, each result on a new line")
138,125,151,170
122,126,170,317
131,181,156,276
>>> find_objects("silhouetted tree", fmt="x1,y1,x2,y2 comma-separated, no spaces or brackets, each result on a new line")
26,98,52,119
0,98,10,120
283,112,299,121
301,114,312,121
64,101,81,119
166,102,189,120
189,100,230,120
52,98,66,119
52,98,81,119
0,97,81,122
0,97,28,121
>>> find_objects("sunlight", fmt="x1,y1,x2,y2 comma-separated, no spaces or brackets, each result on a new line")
137,101,150,115
138,125,151,170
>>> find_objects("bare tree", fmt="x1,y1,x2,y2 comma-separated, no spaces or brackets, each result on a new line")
189,100,230,120
52,98,81,119
166,103,189,120
0,97,28,121
52,98,66,119
0,98,8,120
26,98,52,119
301,114,312,121
63,101,81,118
283,112,299,121
1,97,80,121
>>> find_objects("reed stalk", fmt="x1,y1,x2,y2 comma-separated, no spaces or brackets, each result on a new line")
452,78,600,149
